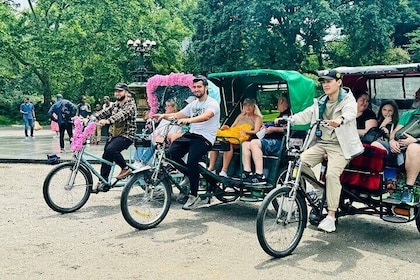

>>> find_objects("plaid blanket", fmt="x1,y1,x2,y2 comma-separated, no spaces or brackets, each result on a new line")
340,144,387,192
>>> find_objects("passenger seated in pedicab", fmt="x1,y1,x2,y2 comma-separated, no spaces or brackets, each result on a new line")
355,91,378,138
208,98,263,177
371,87,420,203
134,100,179,168
240,96,290,185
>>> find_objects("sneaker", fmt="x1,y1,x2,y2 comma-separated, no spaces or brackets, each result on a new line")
244,173,266,185
219,170,228,178
233,171,252,181
182,195,201,210
401,187,413,203
317,216,336,233
116,167,132,180
179,176,190,187
31,136,35,139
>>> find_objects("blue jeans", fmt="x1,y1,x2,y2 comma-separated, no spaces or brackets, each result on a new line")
134,146,155,163
23,117,34,137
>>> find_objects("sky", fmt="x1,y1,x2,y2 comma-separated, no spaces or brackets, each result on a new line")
13,0,31,10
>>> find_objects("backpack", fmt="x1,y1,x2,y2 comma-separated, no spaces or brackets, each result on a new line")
61,101,76,121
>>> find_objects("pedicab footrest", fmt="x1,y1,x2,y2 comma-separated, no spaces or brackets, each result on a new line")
239,195,263,202
382,215,411,223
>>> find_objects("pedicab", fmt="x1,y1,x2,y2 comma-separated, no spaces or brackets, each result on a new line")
120,69,316,230
256,64,420,258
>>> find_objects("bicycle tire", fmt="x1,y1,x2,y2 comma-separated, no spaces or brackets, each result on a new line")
120,172,171,230
43,162,92,213
415,207,420,233
256,186,307,258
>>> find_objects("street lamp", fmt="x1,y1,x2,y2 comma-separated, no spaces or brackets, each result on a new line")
127,31,157,82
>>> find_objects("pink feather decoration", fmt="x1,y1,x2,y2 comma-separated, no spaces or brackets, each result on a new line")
146,73,194,115
71,118,97,152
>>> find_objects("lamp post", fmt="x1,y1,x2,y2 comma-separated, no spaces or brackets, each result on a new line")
127,31,157,83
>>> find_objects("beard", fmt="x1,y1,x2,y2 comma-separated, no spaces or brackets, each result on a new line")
194,91,205,99
116,95,125,101
412,100,420,109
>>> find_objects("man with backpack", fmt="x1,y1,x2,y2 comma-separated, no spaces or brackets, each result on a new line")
48,94,77,153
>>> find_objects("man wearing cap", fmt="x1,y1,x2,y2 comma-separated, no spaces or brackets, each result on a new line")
290,69,363,233
153,76,220,210
48,94,77,152
93,82,137,192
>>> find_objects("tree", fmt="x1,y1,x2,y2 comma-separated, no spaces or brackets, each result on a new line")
185,0,338,74
0,0,194,121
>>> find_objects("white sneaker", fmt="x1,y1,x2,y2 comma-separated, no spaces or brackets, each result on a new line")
317,216,336,233
219,170,228,178
182,195,201,210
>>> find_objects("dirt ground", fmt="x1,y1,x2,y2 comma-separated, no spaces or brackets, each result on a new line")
0,163,419,280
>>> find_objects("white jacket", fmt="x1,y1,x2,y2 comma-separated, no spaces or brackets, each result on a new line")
292,87,364,159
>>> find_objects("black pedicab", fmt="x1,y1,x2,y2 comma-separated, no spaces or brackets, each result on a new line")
256,64,420,258
120,70,316,230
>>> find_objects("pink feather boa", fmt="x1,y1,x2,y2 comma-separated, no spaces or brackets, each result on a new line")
70,117,97,152
146,73,194,115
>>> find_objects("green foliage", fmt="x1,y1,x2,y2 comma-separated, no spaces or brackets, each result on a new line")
0,0,195,124
406,28,420,61
0,0,419,125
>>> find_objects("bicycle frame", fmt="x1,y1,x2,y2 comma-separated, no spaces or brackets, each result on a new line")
70,145,138,188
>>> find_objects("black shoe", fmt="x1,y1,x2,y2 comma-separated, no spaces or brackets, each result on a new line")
233,171,252,181
244,173,266,185
92,182,110,193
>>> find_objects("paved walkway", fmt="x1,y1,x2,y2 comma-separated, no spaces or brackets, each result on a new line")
0,125,133,163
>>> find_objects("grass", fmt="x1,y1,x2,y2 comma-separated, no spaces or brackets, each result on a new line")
262,111,279,122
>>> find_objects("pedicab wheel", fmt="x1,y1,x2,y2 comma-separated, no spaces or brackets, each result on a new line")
43,162,92,213
120,172,171,230
256,186,307,258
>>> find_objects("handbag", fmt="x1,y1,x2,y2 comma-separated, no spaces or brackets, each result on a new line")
395,114,420,140
211,138,230,151
34,121,42,131
360,127,385,144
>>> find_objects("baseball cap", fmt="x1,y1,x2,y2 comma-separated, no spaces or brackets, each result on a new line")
243,98,256,105
193,75,208,86
318,69,342,81
114,82,131,92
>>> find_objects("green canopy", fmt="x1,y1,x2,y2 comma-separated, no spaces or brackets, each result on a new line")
208,69,315,115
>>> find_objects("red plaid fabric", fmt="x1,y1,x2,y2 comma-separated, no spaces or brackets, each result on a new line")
347,144,387,172
340,144,387,192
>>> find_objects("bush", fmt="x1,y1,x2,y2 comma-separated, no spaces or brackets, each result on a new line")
0,115,16,125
